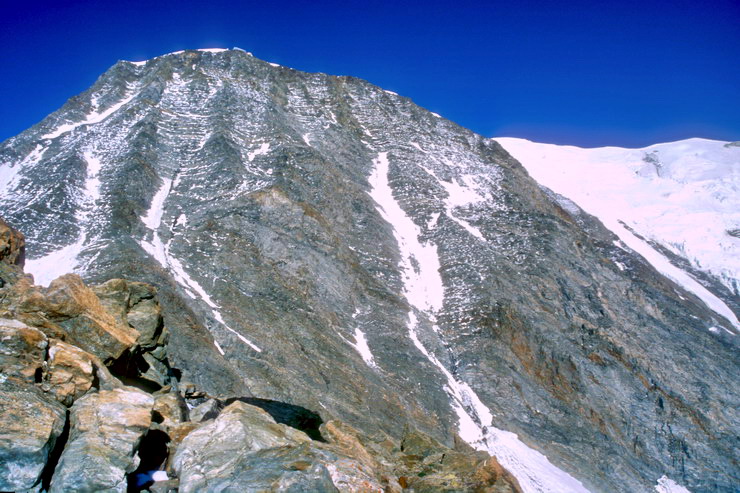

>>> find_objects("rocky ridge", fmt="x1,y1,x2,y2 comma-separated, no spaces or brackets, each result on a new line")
0,49,737,491
0,218,521,492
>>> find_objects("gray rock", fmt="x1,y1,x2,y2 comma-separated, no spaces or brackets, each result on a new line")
0,379,66,491
50,387,154,493
0,216,25,267
184,444,340,493
187,397,221,422
0,318,47,383
173,401,312,491
45,339,95,405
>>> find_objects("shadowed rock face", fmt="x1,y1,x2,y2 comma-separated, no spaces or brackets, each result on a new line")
0,49,737,491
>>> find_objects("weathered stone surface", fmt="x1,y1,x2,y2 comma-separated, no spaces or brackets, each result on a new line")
163,421,201,475
0,379,66,491
320,422,523,493
152,391,184,427
173,400,312,491
0,216,24,267
45,339,95,405
188,397,221,423
188,443,341,493
39,275,139,362
92,279,164,349
50,387,154,493
0,318,47,383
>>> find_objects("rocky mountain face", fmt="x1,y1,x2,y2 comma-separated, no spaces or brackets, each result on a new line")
1,218,518,492
0,49,737,492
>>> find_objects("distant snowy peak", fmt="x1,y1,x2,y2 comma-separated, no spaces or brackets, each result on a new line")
496,136,739,329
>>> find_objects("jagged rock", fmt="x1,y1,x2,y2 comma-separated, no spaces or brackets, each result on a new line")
173,401,313,492
320,422,523,493
50,387,154,493
163,421,201,475
36,275,139,362
192,443,341,493
187,397,221,422
137,352,169,387
0,217,24,267
1,272,141,374
44,339,95,405
92,279,165,349
152,391,184,427
149,478,179,493
391,429,524,493
0,379,66,491
0,318,47,383
319,420,385,474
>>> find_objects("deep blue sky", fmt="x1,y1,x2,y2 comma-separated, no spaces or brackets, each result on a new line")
1,0,738,147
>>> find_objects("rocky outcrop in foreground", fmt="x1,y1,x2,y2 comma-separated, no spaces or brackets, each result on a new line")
0,217,522,491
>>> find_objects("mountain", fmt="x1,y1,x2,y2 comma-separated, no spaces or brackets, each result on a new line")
1,48,737,492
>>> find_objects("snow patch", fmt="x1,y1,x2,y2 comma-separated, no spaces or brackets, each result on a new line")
213,310,262,352
368,152,444,312
25,237,85,287
24,149,105,286
351,328,377,368
610,220,739,328
140,178,172,232
302,133,311,146
214,341,225,355
367,151,588,493
419,164,486,240
0,144,45,194
82,151,103,203
655,475,691,493
248,142,270,162
43,86,138,139
427,212,441,229
138,178,262,352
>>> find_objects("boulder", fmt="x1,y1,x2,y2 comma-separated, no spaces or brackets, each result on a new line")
152,392,185,427
44,339,95,405
181,443,340,493
0,318,47,383
163,422,201,475
173,401,391,492
0,217,24,267
173,401,312,492
0,379,66,491
92,279,164,349
49,387,154,493
187,398,221,422
37,275,139,362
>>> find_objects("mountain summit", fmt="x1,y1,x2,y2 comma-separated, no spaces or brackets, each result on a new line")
1,49,737,492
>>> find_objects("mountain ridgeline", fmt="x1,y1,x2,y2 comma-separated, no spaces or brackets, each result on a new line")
1,49,737,492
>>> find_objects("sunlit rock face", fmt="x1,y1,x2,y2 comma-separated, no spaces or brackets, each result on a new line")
1,49,737,492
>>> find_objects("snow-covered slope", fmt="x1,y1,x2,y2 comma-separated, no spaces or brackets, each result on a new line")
496,137,739,329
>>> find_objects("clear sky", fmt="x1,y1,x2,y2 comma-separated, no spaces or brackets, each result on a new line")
1,0,738,147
